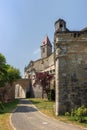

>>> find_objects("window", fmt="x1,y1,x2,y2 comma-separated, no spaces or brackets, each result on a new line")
60,24,63,28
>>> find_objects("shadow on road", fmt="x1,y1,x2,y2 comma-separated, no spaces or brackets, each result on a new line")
0,98,38,114
19,98,32,105
14,105,38,113
13,98,38,113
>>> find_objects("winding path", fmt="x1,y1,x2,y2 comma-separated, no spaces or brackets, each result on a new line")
11,99,86,130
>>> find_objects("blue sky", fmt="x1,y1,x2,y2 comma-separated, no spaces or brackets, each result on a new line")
0,0,87,77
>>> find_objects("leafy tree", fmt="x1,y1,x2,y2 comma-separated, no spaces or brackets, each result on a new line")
33,72,54,99
0,53,21,87
0,53,8,87
7,65,21,85
0,53,21,102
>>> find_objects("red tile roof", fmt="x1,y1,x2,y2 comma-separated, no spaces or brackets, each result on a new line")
41,36,52,47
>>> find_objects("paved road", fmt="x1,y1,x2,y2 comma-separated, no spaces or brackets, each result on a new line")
11,99,86,130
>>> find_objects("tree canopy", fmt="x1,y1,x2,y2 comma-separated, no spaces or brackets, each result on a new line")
7,65,21,85
0,53,21,87
0,53,8,86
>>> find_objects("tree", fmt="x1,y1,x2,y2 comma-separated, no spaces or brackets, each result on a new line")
0,53,21,102
0,53,8,87
33,72,54,99
7,65,21,85
0,53,21,87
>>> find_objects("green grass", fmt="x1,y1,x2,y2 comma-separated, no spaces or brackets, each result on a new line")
29,98,55,117
29,98,87,128
0,99,19,130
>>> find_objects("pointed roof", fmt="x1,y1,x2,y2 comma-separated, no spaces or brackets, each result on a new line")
55,18,66,25
41,36,52,47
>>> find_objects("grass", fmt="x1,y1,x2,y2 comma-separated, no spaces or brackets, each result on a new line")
29,98,54,117
29,98,87,128
0,99,19,130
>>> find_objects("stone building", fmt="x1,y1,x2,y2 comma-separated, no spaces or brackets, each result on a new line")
54,19,87,115
24,36,55,98
25,18,87,115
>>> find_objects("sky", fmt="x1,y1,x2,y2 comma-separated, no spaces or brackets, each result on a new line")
0,0,87,77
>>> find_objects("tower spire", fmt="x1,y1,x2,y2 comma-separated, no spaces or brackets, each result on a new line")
40,35,52,58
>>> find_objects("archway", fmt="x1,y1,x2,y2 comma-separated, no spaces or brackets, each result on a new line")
15,84,26,98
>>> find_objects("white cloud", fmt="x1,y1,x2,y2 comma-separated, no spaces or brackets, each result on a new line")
33,48,40,54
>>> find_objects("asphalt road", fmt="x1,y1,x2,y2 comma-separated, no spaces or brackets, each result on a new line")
11,99,86,130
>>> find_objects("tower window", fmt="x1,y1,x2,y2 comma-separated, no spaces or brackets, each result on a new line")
60,24,63,28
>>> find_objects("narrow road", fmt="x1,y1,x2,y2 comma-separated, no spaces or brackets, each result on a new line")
11,99,86,130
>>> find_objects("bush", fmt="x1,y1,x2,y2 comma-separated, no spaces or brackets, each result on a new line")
65,112,70,116
48,89,55,101
71,109,76,117
0,101,4,113
71,106,87,122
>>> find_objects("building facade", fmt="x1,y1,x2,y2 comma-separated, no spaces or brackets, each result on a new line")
24,36,55,98
54,19,87,115
25,18,87,115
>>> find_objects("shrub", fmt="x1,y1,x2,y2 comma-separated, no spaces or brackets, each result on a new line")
48,89,55,101
71,109,76,117
71,106,87,122
65,112,70,116
0,101,4,113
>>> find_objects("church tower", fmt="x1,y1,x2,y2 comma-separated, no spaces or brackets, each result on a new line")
40,36,52,58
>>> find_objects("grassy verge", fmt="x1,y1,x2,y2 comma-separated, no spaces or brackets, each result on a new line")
29,98,54,117
0,99,19,130
29,98,87,128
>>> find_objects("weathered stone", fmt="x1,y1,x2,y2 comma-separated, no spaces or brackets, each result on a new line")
54,19,87,115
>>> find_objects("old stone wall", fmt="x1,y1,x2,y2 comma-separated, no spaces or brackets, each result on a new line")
31,85,43,98
0,83,15,102
55,31,87,114
33,53,54,72
25,53,54,74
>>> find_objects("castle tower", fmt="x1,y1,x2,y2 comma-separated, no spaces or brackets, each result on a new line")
54,18,67,32
54,18,68,115
40,36,52,58
54,18,87,116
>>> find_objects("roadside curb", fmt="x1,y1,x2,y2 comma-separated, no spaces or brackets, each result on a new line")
9,106,18,130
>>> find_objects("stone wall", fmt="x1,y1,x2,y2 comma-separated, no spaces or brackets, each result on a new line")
31,85,43,98
0,83,15,102
55,31,87,114
25,53,54,73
